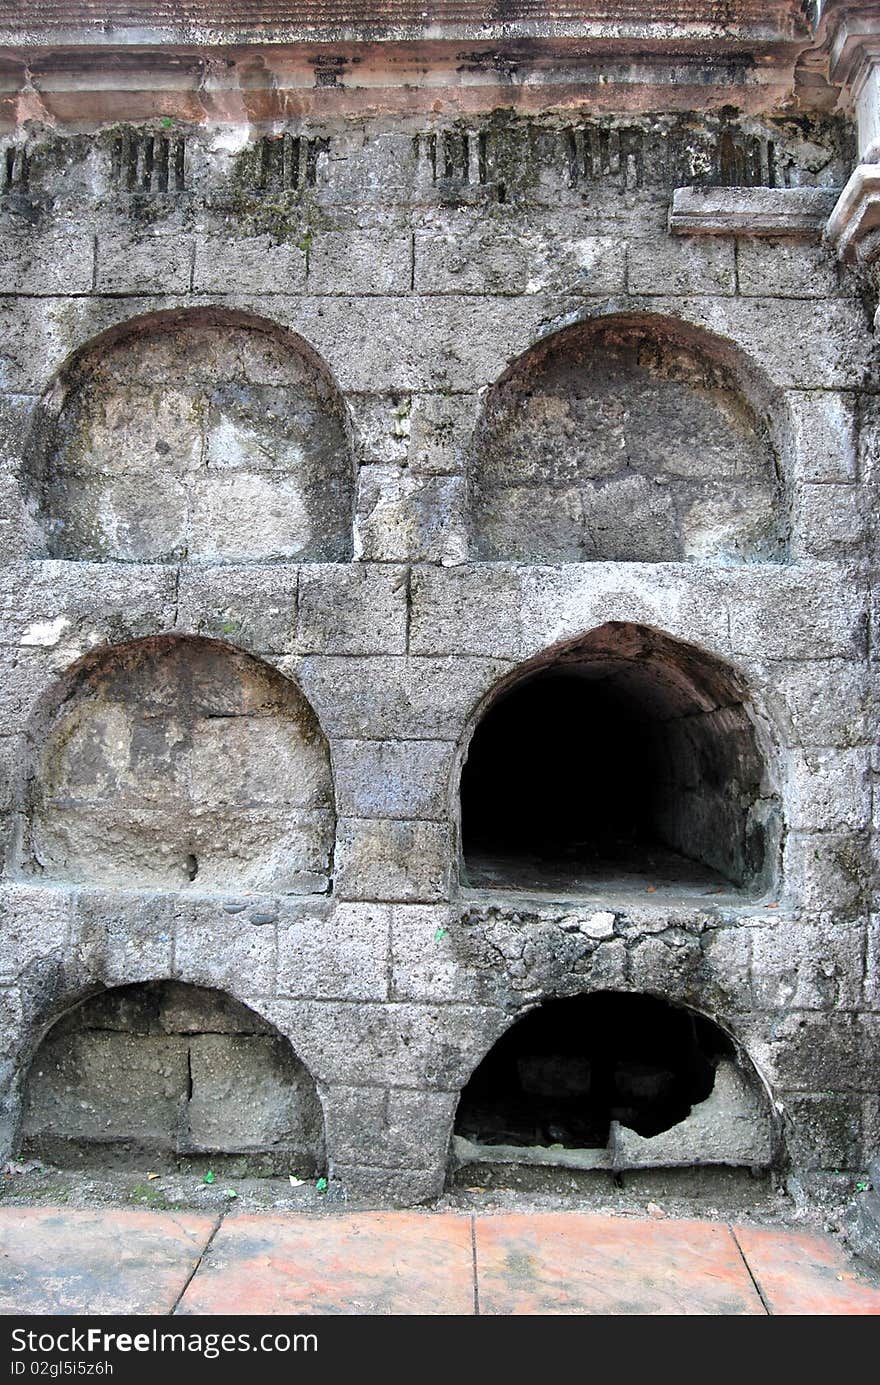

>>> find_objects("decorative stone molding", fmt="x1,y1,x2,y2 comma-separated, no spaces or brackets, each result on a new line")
670,186,840,238
825,162,880,256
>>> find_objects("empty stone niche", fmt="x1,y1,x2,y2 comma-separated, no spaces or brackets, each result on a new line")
20,981,324,1174
25,635,335,892
469,316,785,563
28,308,353,562
452,992,775,1186
460,622,779,899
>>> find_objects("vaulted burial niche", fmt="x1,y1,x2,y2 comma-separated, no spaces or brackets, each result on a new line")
26,636,334,893
28,308,352,562
20,982,324,1174
469,316,785,563
460,624,779,899
453,993,774,1182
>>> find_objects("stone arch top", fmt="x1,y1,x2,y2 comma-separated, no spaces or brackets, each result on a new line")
468,311,788,565
26,306,354,564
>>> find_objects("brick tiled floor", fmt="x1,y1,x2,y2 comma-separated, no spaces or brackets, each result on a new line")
1,1206,879,1316
0,1206,218,1315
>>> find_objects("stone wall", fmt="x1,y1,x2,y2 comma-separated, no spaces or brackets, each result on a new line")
0,99,875,1205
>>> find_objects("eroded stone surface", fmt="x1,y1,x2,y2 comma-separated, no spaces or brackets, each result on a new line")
21,980,324,1172
469,321,784,564
30,312,352,564
26,636,334,893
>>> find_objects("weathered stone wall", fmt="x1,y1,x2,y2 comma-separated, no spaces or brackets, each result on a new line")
0,103,875,1206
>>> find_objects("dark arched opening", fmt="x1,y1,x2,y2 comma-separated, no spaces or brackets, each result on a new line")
460,623,778,898
453,992,773,1177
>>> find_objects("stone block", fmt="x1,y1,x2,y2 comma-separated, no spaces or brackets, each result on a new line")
332,1165,445,1205
0,987,22,1061
21,1031,188,1143
188,718,329,809
308,230,411,294
321,1084,385,1163
626,933,704,1004
782,1090,865,1170
294,654,511,740
865,917,880,1011
0,735,23,811
669,187,837,239
69,891,174,987
267,999,505,1089
95,233,193,294
391,904,484,1004
786,390,858,483
762,1013,879,1093
187,473,316,563
631,296,872,392
0,561,178,651
0,884,72,981
335,818,452,903
296,565,408,655
354,468,468,564
186,1034,323,1154
332,740,454,821
0,392,35,475
0,474,30,563
270,294,544,393
407,565,526,659
275,901,389,1001
175,565,298,654
407,393,476,475
737,238,845,299
415,225,626,296
611,1061,773,1168
773,660,869,748
750,921,865,1011
193,234,307,294
792,483,868,561
348,394,411,466
409,563,734,664
385,1088,458,1165
783,831,873,916
787,748,871,833
323,1085,456,1169
700,925,755,1013
173,902,277,996
628,235,735,295
0,226,94,295
159,984,273,1035
728,571,865,661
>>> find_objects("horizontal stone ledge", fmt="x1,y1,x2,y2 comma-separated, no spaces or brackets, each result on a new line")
669,187,840,239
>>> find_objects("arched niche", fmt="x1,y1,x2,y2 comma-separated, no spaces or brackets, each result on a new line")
19,981,324,1174
458,622,780,899
453,991,776,1182
24,635,335,893
27,308,353,563
469,315,787,563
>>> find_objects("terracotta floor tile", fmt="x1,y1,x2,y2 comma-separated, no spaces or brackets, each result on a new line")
475,1212,765,1315
733,1225,880,1315
0,1206,216,1315
176,1211,474,1315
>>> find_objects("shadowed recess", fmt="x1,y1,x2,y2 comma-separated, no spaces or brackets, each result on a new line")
460,622,779,897
469,316,785,564
27,307,353,564
20,980,325,1176
25,635,335,893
